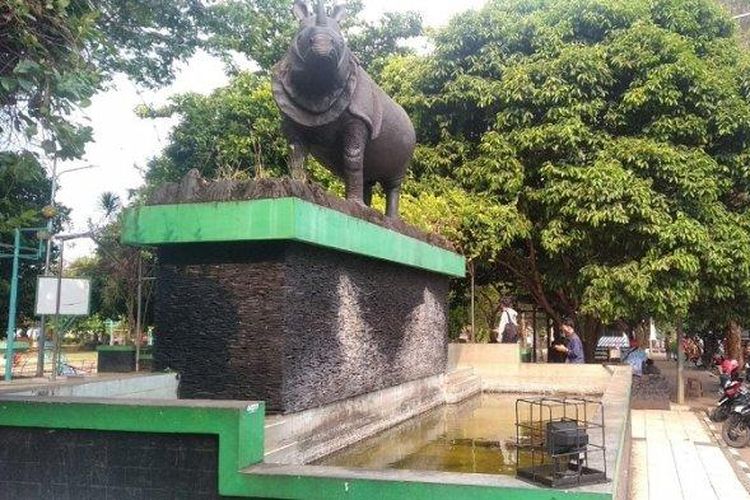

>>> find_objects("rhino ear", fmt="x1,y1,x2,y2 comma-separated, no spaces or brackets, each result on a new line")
331,3,346,23
292,1,309,21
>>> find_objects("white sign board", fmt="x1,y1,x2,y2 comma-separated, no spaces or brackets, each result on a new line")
35,277,91,316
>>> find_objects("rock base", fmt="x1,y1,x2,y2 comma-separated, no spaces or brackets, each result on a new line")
154,241,449,413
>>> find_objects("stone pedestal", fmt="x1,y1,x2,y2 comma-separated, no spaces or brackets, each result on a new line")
122,197,464,413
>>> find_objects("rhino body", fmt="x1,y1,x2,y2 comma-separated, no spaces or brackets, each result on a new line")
272,1,416,218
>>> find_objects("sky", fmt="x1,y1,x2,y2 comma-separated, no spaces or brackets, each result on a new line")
57,0,487,259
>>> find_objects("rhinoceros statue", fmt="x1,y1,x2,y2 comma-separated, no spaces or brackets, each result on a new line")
272,0,416,218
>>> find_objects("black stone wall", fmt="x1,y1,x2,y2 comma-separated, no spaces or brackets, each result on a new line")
97,349,135,373
0,427,225,499
154,241,449,413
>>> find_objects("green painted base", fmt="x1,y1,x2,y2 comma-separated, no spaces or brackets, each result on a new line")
121,197,465,278
0,397,611,499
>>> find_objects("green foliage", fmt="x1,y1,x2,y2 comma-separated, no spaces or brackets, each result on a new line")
347,11,423,73
144,73,287,185
68,208,155,339
0,152,57,325
131,0,750,339
381,0,750,332
1,0,99,160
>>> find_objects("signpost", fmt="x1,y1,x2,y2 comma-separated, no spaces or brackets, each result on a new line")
41,233,92,381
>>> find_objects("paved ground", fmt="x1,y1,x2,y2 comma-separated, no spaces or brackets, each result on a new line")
629,357,750,499
0,348,97,378
630,408,749,499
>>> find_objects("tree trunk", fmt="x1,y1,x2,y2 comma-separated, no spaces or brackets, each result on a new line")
726,320,744,367
578,314,601,363
633,321,649,349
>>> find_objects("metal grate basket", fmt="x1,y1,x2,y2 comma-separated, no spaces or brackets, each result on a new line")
515,396,608,488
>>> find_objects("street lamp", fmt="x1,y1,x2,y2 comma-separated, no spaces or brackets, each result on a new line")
35,162,98,377
49,231,92,382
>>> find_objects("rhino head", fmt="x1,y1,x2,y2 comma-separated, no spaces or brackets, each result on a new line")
289,1,349,97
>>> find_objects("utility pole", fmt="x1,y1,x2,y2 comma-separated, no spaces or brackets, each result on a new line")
469,260,475,341
36,163,96,377
36,155,57,377
4,230,21,382
48,231,92,382
50,240,64,382
135,251,142,372
676,319,685,405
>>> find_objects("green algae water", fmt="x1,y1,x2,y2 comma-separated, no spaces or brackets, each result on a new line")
315,393,530,475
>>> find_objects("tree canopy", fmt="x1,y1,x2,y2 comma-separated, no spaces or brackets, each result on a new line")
374,0,750,348
139,0,750,350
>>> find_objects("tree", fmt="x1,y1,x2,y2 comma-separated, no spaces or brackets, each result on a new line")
0,153,53,327
98,191,122,219
378,0,750,354
1,0,288,327
203,0,421,73
142,73,288,185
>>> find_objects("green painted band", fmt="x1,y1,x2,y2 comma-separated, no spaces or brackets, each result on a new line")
0,398,264,496
0,398,609,499
121,198,466,278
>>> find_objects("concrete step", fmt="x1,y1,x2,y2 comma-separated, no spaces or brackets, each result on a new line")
445,367,475,384
445,369,481,404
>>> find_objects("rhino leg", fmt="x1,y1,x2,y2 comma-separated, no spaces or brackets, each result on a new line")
289,143,307,181
385,182,402,219
363,182,375,207
282,118,307,180
342,120,368,204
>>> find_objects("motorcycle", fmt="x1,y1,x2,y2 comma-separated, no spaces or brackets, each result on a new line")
710,376,749,422
716,356,737,385
722,401,750,448
708,358,744,422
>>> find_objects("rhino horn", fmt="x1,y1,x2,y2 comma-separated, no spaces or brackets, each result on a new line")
316,0,326,26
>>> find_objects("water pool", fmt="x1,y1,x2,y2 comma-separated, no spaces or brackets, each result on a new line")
316,393,532,475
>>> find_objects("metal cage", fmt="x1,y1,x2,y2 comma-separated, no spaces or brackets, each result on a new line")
515,396,607,488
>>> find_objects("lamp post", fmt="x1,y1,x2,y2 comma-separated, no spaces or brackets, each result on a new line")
48,231,92,382
36,163,97,377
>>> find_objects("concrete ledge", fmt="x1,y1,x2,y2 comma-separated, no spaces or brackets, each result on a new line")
122,198,465,277
448,343,520,368
265,374,447,464
480,364,611,395
0,395,265,497
0,367,631,500
244,463,610,499
5,373,178,399
448,344,617,395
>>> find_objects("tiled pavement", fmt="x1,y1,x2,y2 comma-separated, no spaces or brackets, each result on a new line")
702,414,750,490
630,408,750,499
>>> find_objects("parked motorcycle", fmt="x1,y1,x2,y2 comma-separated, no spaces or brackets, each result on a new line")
722,402,750,448
710,376,749,422
716,357,740,388
708,358,744,422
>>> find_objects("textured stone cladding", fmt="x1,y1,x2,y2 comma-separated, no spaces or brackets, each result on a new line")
97,349,135,372
0,427,229,499
154,241,449,413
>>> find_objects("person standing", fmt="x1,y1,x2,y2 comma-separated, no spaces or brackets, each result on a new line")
495,297,518,343
553,317,585,364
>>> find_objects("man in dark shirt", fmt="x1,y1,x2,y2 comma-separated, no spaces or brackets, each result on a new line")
553,317,585,364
